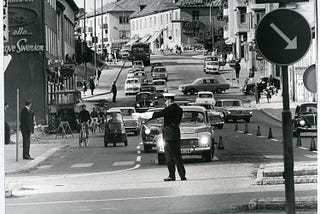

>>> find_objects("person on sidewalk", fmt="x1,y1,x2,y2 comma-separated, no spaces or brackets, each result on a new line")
254,83,261,104
97,69,102,85
89,76,95,95
20,99,35,160
111,81,117,102
5,102,13,145
235,60,241,83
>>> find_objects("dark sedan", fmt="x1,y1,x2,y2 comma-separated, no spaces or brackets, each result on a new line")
292,102,317,137
135,92,158,112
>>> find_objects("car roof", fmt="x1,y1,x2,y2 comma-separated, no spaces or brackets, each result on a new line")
107,109,122,113
300,102,317,106
147,107,163,112
152,79,166,82
217,99,242,102
153,66,166,69
198,91,213,95
137,91,152,95
110,107,135,111
126,78,139,81
181,106,207,112
190,102,213,106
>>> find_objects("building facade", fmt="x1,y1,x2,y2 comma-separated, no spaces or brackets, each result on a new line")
5,0,79,125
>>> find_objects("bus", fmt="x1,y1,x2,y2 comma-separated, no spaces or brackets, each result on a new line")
130,43,151,66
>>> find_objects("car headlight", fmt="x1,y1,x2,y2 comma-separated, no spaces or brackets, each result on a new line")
249,111,253,115
227,111,231,115
220,114,224,118
150,103,154,107
145,128,151,135
136,103,140,107
199,136,210,146
299,119,306,126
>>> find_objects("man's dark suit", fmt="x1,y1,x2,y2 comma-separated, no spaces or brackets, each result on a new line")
20,107,34,159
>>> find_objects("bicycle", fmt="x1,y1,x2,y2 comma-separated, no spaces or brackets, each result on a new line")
79,122,89,147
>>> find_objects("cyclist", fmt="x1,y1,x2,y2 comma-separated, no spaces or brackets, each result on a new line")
90,107,99,133
98,107,106,132
79,104,91,138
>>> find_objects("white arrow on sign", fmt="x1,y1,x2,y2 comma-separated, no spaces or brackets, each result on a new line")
270,23,297,50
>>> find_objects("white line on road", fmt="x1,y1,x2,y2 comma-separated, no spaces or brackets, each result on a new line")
112,161,135,166
139,142,143,145
304,155,317,159
137,150,141,154
246,133,252,136
70,163,94,168
258,136,266,138
136,156,141,162
270,139,279,142
237,131,244,133
299,147,308,150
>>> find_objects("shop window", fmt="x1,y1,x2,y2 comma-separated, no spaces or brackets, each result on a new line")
192,11,200,21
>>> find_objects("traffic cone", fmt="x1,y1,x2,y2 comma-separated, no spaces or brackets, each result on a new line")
296,133,302,147
309,137,317,151
235,123,239,131
218,136,224,150
244,123,249,134
256,125,261,136
267,128,273,139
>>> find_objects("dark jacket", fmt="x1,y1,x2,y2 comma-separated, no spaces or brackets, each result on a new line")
20,107,34,134
112,83,117,93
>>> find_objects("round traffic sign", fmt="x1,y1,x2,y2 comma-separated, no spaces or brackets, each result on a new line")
303,64,317,93
256,9,312,66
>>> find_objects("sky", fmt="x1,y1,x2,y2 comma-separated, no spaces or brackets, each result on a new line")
74,0,113,11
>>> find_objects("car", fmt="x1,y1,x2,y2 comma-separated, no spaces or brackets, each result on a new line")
175,100,191,106
152,79,168,93
125,78,141,95
292,102,317,137
195,91,216,105
151,62,164,69
109,107,141,136
141,108,164,152
189,102,224,129
204,61,220,74
132,60,144,70
203,56,219,72
214,99,253,123
155,106,215,164
241,76,281,95
127,72,135,79
134,71,147,83
151,66,168,81
135,92,158,112
178,76,230,95
119,49,130,59
104,109,128,147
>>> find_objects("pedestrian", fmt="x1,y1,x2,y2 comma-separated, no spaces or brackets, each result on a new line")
235,60,241,83
89,76,95,95
5,102,12,145
254,83,260,104
83,80,87,96
111,81,117,102
265,86,272,103
97,69,102,85
20,99,35,160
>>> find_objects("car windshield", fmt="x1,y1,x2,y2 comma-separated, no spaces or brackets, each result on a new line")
153,81,165,85
126,79,138,84
300,104,317,114
120,109,134,116
152,63,163,67
223,100,241,107
154,68,166,72
205,57,218,61
137,93,152,100
135,72,145,76
181,111,205,124
141,87,155,92
106,113,122,124
192,79,201,85
198,104,213,110
134,61,143,66
199,94,212,98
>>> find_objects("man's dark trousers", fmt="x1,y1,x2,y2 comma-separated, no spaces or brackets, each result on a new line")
164,140,186,179
112,91,117,102
22,132,31,158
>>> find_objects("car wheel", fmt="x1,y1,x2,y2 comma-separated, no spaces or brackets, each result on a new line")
203,148,213,162
124,140,128,146
144,144,151,153
245,118,250,123
158,153,166,165
113,142,116,147
104,141,108,147
215,88,222,94
233,119,237,123
189,88,196,95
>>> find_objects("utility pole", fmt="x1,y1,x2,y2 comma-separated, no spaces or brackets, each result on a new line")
101,0,104,55
94,0,97,76
210,2,214,54
84,0,87,81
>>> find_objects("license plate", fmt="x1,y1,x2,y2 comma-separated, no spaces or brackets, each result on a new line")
181,148,193,154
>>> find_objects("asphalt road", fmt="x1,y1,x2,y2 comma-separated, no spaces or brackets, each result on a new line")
5,55,317,213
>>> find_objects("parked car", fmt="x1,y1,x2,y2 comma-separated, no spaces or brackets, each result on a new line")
141,108,163,152
119,49,130,59
151,62,164,70
241,77,281,95
292,102,317,137
152,79,168,93
125,78,141,95
203,56,219,72
214,99,253,123
175,100,191,106
204,61,220,74
155,106,215,164
151,66,168,81
189,102,224,129
195,91,216,105
127,72,134,79
134,70,147,83
132,60,144,70
104,109,128,147
109,107,141,136
178,76,230,95
135,92,158,112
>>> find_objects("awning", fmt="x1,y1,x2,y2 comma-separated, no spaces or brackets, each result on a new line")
125,38,139,46
147,31,161,43
225,37,235,45
139,35,151,43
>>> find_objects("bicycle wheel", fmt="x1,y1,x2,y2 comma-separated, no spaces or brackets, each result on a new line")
79,132,83,147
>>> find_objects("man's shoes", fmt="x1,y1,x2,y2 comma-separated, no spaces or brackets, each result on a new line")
23,157,34,160
163,177,175,181
181,177,187,181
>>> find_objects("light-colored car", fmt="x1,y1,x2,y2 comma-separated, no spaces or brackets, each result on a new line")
125,78,141,95
204,61,220,74
132,60,144,70
214,99,253,123
120,49,130,58
195,91,216,105
152,79,168,93
104,109,128,147
178,76,230,95
155,106,215,164
127,72,134,79
151,66,168,81
189,102,224,129
134,71,147,83
109,107,141,135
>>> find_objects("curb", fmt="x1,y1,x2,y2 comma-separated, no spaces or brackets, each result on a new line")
260,108,282,122
247,196,317,211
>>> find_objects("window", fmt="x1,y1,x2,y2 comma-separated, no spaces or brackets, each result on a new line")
160,15,163,25
119,30,129,39
169,13,172,22
150,17,152,27
154,16,156,26
166,14,168,24
119,16,129,24
192,11,200,21
140,19,142,29
144,18,147,28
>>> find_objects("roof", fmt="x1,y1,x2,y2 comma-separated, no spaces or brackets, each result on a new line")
181,106,207,112
130,0,178,19
65,0,79,12
175,0,222,8
110,107,135,110
147,107,164,112
107,109,122,113
198,91,214,94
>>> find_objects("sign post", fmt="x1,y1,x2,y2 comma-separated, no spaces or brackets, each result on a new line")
256,8,312,214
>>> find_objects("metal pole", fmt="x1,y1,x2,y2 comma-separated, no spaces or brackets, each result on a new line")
84,0,87,81
210,3,214,53
94,0,97,76
101,0,104,55
315,0,318,102
16,89,19,162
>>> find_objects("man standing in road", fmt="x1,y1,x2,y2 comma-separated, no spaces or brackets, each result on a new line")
20,99,35,160
111,81,117,102
133,94,186,181
235,60,241,83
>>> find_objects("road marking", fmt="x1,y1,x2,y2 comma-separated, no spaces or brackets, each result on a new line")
137,150,141,154
264,155,283,159
136,146,140,150
246,133,252,136
70,163,93,168
304,155,317,159
270,139,279,142
237,131,244,133
136,156,141,162
37,165,52,170
299,147,308,150
258,136,266,138
139,142,143,145
112,161,135,166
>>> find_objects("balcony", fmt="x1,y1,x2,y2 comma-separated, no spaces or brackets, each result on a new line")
236,13,249,33
235,0,247,8
248,3,266,11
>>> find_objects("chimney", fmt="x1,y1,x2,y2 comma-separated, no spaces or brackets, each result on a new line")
139,5,146,11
